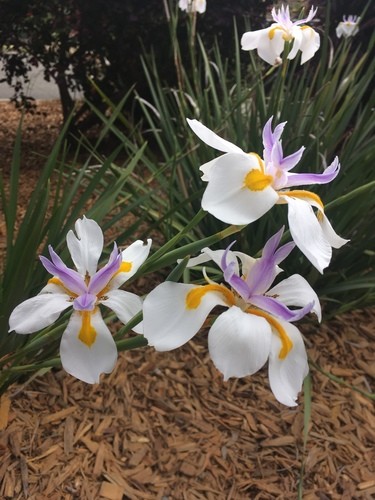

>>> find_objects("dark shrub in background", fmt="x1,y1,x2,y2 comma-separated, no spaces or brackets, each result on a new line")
0,0,273,125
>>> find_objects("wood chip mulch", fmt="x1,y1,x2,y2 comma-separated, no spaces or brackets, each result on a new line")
0,306,374,500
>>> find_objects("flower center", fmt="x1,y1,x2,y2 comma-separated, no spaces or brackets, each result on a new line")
244,169,273,191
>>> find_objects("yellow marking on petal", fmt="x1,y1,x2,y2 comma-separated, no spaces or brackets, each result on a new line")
244,169,273,191
186,284,235,310
48,277,63,286
47,277,77,297
247,308,293,359
280,189,325,211
268,26,286,40
118,261,132,273
78,311,97,347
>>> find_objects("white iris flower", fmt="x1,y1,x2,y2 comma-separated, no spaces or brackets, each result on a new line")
187,117,349,273
9,216,152,384
336,15,360,39
241,5,320,65
143,228,321,406
179,0,206,14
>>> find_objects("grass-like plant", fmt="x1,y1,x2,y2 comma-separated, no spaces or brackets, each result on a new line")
94,1,374,315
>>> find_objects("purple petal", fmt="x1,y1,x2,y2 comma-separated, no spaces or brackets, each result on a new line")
274,242,295,265
262,116,275,161
246,258,279,297
245,228,295,296
262,227,284,259
88,243,121,294
221,242,251,300
294,6,318,26
73,293,97,311
279,146,305,172
272,121,287,144
220,241,237,273
271,140,284,168
224,261,251,300
272,5,291,25
40,246,86,295
284,157,340,188
249,295,314,321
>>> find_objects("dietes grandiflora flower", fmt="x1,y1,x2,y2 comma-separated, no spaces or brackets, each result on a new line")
9,216,151,383
143,228,321,406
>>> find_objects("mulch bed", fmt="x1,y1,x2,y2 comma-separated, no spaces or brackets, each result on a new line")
0,101,374,499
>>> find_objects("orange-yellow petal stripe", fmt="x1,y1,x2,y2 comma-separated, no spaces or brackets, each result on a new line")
78,311,97,347
247,308,293,359
280,189,324,210
186,284,236,310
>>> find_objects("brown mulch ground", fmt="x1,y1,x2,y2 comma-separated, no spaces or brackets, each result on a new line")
0,102,374,499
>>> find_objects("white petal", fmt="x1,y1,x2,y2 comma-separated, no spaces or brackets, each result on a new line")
108,239,152,289
268,274,321,322
285,196,332,273
242,28,285,65
208,307,272,381
202,153,278,225
143,281,228,351
241,28,268,50
257,29,285,65
298,27,320,64
9,293,71,334
66,216,104,276
268,320,309,406
289,196,348,251
187,119,244,155
288,26,303,60
101,289,143,334
60,310,117,384
200,157,220,181
319,213,349,249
